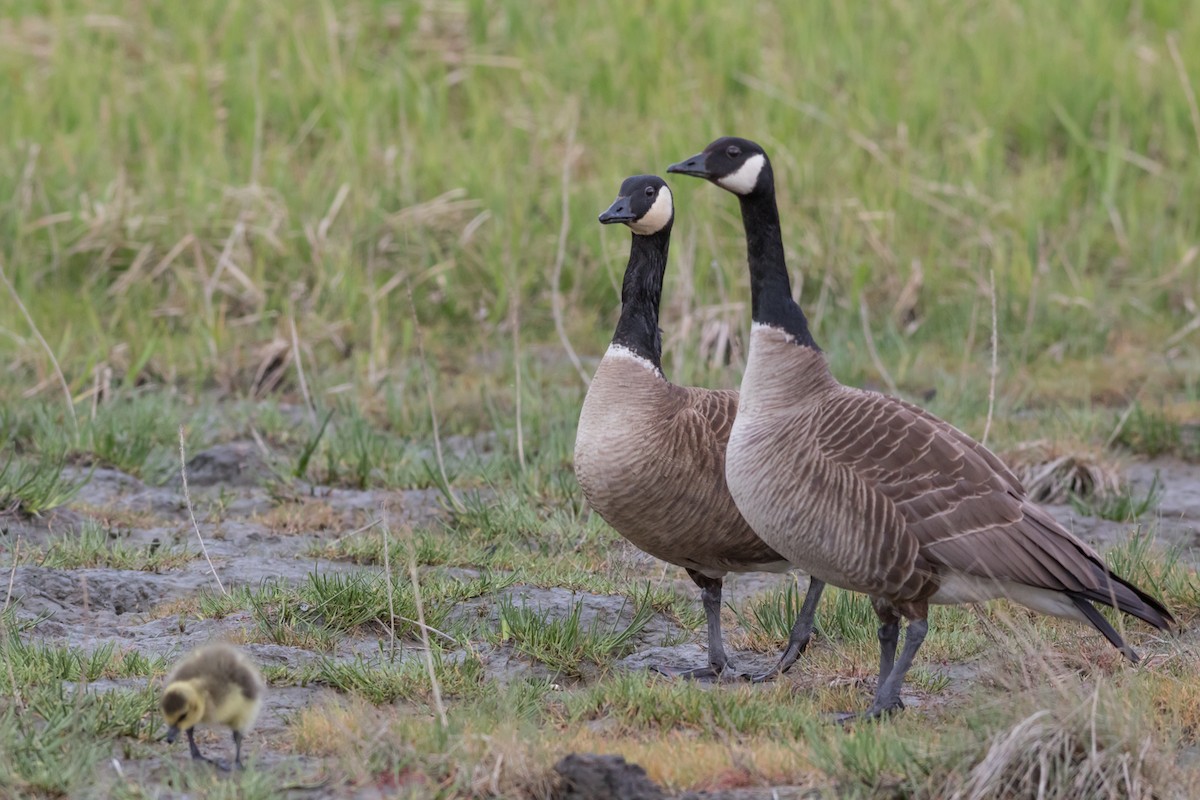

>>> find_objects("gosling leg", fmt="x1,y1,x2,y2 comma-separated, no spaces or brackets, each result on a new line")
187,728,229,771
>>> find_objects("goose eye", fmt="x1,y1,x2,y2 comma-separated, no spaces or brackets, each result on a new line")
644,186,656,197
726,145,741,158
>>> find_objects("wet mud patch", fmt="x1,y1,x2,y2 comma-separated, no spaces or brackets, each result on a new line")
2,451,1198,797
9,566,208,622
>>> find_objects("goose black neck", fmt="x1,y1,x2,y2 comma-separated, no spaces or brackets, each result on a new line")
611,226,670,371
738,190,819,350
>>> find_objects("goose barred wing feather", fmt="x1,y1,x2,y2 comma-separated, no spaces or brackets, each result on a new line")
889,395,1024,494
664,387,788,570
816,389,1172,625
577,366,786,573
687,387,739,444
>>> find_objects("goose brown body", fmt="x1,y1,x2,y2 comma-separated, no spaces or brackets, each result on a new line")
669,136,1173,716
729,327,1171,629
576,174,823,680
575,352,787,577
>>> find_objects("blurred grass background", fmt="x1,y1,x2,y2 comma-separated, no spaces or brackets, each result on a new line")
1,0,1198,432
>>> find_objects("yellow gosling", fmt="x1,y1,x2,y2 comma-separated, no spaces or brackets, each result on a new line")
161,643,265,769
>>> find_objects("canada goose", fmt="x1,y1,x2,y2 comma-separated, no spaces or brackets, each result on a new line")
161,643,265,768
668,138,1175,718
575,173,824,681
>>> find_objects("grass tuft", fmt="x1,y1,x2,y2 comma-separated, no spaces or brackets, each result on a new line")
494,593,655,679
1070,474,1162,522
316,650,485,707
38,519,192,571
0,452,89,516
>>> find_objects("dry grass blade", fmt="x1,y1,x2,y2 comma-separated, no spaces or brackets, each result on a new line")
3,536,18,612
982,268,998,447
950,692,1165,800
318,183,351,241
1001,440,1121,503
290,316,317,427
382,523,398,662
859,293,898,396
550,102,590,388
1167,33,1200,157
509,257,526,472
178,426,226,596
406,279,465,514
0,255,77,436
407,551,447,729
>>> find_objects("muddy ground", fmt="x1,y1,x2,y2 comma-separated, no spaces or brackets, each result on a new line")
2,444,1199,798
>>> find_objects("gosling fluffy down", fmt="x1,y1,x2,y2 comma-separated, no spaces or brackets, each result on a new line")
161,643,265,769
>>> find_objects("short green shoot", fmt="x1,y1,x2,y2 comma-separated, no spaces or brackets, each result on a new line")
316,650,485,706
564,671,815,737
0,452,89,517
493,593,654,678
1070,474,1161,522
38,520,192,571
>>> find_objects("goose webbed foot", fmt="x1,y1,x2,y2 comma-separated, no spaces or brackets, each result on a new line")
831,615,927,724
743,577,826,683
827,697,905,725
649,663,727,682
743,626,812,683
741,657,797,683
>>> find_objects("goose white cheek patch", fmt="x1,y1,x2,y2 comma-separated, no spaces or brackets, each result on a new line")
717,154,765,195
627,187,673,235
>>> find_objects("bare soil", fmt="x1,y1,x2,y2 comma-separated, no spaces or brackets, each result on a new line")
2,444,1198,798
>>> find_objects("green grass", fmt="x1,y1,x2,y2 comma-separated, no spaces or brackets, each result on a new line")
0,624,164,797
563,671,817,736
1070,473,1163,521
245,566,517,651
0,683,159,797
493,592,655,678
35,518,193,571
1114,405,1200,462
1102,529,1200,621
2,1,1200,797
1,629,168,686
316,649,486,706
1,1,1197,429
0,451,88,516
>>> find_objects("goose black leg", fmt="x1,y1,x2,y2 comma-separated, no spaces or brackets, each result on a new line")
652,570,728,680
864,617,927,718
232,730,245,769
872,600,902,688
830,609,926,724
876,620,901,688
747,577,825,683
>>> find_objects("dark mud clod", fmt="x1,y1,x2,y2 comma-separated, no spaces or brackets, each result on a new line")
553,753,668,800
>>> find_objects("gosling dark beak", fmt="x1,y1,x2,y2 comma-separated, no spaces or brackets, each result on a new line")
165,726,179,744
598,196,636,225
667,152,711,179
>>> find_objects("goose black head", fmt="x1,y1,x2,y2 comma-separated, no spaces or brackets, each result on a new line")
598,175,674,236
667,137,771,196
